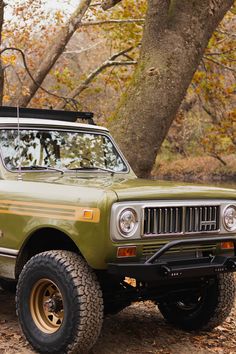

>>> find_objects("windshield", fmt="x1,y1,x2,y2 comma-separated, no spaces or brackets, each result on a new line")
0,129,128,173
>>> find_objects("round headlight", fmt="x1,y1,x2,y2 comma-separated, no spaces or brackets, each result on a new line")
223,205,236,231
118,208,138,237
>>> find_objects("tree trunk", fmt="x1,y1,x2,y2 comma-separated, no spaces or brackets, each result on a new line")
109,0,234,178
0,0,5,105
10,0,91,107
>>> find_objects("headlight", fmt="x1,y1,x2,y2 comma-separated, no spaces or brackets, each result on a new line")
118,208,138,237
223,205,236,231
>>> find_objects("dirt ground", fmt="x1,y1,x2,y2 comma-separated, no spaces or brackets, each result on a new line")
0,287,236,354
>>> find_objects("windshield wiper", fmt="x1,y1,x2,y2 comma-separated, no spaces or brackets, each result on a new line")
20,165,65,175
68,166,115,175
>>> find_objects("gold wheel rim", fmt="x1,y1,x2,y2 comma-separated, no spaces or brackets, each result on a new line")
30,278,64,334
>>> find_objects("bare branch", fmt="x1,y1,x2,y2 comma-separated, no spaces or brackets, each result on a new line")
101,0,122,10
210,153,227,166
80,19,145,26
90,2,102,6
56,46,137,110
200,101,219,123
107,60,137,66
64,40,104,55
109,45,140,60
205,48,236,56
216,29,236,38
204,56,236,73
122,53,134,61
191,82,219,123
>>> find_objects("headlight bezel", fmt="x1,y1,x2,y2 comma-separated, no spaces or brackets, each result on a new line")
223,205,236,232
118,208,139,238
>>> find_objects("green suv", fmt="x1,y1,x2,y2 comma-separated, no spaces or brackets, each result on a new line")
0,106,236,353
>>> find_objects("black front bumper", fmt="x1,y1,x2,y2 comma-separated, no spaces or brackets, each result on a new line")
108,236,236,282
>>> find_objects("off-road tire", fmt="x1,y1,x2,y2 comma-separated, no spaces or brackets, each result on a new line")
16,250,103,353
158,274,235,331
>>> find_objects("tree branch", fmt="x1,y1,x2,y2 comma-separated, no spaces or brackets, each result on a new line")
210,153,227,166
204,56,236,73
191,82,219,123
216,29,236,38
101,0,122,10
205,48,236,56
80,19,145,26
10,0,92,107
56,46,137,110
64,40,104,55
0,47,80,109
90,2,102,6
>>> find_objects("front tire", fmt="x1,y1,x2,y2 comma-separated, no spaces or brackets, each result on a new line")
16,250,103,353
158,274,235,331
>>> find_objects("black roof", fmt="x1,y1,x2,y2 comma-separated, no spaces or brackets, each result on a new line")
0,106,95,124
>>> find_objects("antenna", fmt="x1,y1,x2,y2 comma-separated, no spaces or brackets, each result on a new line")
17,105,23,181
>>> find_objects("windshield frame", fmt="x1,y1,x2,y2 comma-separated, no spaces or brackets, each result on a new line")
0,126,131,175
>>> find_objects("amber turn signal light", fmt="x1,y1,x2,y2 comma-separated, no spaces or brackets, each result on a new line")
83,210,94,220
117,246,137,258
220,241,235,250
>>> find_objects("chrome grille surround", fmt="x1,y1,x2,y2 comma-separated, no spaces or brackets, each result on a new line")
143,205,220,237
110,200,235,242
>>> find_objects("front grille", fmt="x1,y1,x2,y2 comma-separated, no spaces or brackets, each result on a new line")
144,207,182,235
143,205,220,236
185,206,219,232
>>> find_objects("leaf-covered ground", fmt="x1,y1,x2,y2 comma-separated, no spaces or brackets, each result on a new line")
0,288,236,354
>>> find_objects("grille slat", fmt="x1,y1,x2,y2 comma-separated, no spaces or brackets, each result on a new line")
143,205,220,236
175,208,179,232
142,243,216,257
144,207,182,235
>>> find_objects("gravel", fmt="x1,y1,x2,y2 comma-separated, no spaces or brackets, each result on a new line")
0,288,236,354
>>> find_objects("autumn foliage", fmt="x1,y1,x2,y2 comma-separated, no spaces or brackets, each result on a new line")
0,0,235,178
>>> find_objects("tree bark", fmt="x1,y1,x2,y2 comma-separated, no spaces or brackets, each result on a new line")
0,1,5,105
10,0,91,107
109,0,234,178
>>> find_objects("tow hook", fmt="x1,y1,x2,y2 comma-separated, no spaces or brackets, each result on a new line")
161,265,171,277
226,259,236,270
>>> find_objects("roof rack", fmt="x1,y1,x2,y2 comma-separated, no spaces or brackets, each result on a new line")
0,106,95,125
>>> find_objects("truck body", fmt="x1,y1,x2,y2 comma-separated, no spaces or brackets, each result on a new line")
0,107,235,354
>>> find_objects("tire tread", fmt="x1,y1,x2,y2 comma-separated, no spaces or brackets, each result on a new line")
16,250,103,353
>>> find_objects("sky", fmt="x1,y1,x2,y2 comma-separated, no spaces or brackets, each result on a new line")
44,0,79,12
5,0,79,20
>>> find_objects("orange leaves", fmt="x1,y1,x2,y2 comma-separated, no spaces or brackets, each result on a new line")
55,11,65,25
53,68,75,90
202,109,236,159
1,54,16,66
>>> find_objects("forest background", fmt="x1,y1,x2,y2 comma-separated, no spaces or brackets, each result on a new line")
0,0,235,182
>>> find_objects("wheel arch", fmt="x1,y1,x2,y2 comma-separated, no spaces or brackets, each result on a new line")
15,227,81,278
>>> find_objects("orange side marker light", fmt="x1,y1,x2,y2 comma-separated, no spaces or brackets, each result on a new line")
117,246,137,258
220,241,235,250
83,210,94,220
